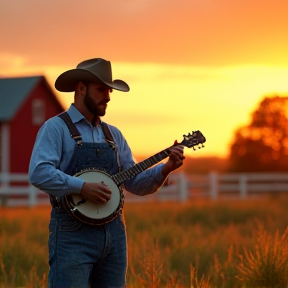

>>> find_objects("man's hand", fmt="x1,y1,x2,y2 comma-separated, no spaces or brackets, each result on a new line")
162,145,185,178
80,181,112,204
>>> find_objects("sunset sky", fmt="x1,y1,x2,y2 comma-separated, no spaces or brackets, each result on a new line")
1,0,288,159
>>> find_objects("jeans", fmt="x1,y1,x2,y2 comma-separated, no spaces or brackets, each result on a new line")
48,207,127,288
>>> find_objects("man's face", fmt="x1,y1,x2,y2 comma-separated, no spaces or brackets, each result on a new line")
83,83,112,117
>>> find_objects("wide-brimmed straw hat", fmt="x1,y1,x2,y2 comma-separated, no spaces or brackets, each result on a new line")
55,58,129,92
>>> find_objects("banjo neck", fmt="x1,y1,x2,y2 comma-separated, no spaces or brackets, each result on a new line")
112,147,171,186
111,129,206,186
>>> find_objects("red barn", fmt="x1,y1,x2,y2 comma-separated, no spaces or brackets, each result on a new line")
0,75,64,177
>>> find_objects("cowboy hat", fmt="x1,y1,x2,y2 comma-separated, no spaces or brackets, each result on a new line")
55,58,130,92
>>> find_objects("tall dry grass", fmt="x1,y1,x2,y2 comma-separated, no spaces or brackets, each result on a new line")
0,195,288,288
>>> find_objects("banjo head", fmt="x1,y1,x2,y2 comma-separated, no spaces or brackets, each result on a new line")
67,169,123,225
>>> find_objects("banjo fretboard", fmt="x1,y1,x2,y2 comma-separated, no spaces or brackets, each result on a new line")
111,130,206,186
112,148,171,185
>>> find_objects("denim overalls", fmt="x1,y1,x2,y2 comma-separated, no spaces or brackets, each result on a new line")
48,113,127,288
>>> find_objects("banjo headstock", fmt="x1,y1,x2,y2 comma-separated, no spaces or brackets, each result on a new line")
177,130,206,150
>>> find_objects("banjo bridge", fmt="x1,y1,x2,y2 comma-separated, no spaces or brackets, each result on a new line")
71,199,86,211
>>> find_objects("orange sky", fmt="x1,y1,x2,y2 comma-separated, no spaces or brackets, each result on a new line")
1,0,288,159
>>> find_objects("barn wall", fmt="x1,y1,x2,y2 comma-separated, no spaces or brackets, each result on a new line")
9,78,64,173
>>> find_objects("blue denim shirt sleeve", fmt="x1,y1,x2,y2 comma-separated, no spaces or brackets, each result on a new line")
28,116,84,197
29,105,168,197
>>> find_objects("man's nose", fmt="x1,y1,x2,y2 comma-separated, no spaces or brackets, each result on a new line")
105,91,110,101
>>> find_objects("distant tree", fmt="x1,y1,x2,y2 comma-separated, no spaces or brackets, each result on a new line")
228,96,288,172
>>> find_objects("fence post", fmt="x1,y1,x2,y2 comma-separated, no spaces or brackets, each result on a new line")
28,185,37,207
209,172,218,200
178,172,188,202
0,172,9,206
239,174,247,199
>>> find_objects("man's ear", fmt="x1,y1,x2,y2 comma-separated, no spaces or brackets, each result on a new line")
76,82,87,95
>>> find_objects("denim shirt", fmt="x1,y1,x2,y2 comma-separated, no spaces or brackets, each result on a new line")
28,104,166,197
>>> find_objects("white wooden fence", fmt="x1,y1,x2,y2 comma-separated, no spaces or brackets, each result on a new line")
186,172,288,200
0,172,48,207
1,172,288,206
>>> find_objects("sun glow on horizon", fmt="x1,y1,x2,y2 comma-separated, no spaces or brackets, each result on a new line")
1,54,288,158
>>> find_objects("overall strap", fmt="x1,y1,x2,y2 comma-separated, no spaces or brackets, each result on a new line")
101,122,123,172
101,122,115,144
58,112,83,145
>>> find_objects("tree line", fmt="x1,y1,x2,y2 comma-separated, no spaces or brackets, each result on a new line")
184,95,288,173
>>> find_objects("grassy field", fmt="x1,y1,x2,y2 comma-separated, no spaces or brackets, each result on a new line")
0,195,288,288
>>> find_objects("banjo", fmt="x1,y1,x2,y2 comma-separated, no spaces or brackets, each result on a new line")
64,130,206,225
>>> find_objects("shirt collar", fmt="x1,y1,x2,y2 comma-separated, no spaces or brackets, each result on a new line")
67,104,102,125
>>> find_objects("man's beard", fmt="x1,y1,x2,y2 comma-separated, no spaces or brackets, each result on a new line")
83,89,106,117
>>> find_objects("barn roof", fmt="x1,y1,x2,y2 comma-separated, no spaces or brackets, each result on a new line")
0,76,52,121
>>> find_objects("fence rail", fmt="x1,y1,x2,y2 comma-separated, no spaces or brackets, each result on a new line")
0,172,49,206
188,172,288,200
1,172,288,206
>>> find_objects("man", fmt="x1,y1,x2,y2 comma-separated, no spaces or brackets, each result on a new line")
29,58,185,288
